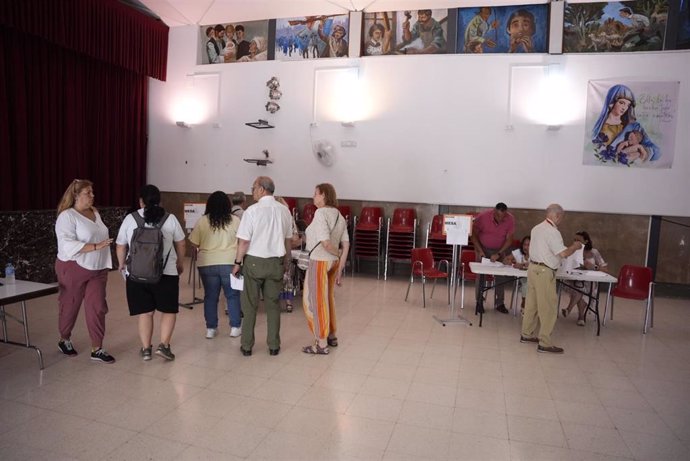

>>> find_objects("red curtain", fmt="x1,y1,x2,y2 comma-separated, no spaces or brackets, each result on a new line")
0,0,168,80
0,0,168,211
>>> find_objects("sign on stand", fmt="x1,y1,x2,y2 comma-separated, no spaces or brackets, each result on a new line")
183,203,206,230
443,214,472,246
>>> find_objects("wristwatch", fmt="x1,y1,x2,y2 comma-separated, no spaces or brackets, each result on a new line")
234,260,242,265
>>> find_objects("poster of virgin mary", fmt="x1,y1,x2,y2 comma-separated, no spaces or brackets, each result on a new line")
584,80,679,168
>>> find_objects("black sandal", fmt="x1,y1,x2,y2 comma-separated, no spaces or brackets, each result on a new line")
327,337,338,347
302,343,329,355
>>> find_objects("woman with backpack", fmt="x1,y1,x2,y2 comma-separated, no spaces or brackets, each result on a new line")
55,179,115,363
188,191,242,339
115,184,186,361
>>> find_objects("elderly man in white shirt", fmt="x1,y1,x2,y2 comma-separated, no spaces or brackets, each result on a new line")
232,176,293,356
520,204,582,354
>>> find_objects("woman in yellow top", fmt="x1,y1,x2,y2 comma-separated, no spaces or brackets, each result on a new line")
189,191,241,339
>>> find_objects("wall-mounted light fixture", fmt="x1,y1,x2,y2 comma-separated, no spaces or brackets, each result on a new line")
341,121,355,127
313,66,361,125
176,121,191,128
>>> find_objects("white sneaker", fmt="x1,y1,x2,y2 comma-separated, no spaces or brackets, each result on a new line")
205,328,217,339
230,327,241,338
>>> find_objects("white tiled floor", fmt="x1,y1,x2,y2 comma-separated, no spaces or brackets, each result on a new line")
1,265,689,460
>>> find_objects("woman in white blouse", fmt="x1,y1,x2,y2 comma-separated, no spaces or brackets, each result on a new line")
562,231,608,326
301,183,349,355
54,179,115,363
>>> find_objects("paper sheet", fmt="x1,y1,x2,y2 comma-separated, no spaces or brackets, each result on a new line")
481,258,504,266
230,274,244,291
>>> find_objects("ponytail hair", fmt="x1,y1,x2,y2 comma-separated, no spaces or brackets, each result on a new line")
57,179,93,215
139,184,165,225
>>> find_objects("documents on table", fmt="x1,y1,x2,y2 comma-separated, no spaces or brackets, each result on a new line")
481,258,504,266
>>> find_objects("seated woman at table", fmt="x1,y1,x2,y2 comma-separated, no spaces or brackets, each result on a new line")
561,231,608,326
503,235,530,314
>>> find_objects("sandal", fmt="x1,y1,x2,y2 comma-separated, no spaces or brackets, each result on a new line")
327,337,338,347
561,306,574,318
285,302,293,313
302,343,329,355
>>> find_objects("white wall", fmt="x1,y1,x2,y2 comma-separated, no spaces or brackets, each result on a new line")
148,25,690,216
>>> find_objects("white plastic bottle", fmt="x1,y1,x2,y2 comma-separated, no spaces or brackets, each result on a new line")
4,262,16,284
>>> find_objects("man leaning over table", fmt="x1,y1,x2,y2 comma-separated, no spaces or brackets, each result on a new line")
471,202,515,314
520,204,583,354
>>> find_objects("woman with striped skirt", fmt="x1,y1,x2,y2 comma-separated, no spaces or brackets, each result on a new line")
302,183,349,355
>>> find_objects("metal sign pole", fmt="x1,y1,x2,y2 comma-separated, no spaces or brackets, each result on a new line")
433,243,472,327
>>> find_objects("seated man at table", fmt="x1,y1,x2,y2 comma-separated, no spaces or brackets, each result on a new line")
471,202,515,314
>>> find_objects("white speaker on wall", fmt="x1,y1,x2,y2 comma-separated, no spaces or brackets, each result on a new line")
549,0,565,54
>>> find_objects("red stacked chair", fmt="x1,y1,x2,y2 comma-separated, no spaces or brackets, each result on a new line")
337,205,352,226
404,248,450,308
426,214,454,265
301,203,317,226
353,207,383,278
282,197,298,219
385,208,416,279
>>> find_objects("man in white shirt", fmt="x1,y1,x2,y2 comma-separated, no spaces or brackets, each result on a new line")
232,176,293,356
520,204,582,354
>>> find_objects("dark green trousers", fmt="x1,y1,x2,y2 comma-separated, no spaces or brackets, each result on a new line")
240,255,283,351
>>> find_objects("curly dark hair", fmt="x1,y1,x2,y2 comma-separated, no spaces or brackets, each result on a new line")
205,191,233,231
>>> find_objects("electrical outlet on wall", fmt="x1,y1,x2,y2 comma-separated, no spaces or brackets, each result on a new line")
341,140,357,148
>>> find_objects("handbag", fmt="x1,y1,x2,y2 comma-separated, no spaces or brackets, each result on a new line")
296,212,340,271
296,243,320,271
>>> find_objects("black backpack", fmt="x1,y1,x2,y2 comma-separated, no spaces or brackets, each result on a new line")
126,212,171,284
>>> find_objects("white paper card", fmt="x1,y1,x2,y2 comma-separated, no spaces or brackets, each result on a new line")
183,203,206,230
446,228,469,245
230,274,244,291
444,214,472,245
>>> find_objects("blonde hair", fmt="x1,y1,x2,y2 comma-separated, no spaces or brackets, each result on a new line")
57,179,93,214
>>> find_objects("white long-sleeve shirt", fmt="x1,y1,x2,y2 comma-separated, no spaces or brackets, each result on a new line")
55,208,112,270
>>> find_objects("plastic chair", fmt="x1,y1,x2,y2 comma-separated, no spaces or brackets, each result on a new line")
282,197,298,216
390,208,415,233
337,205,351,224
301,203,317,226
459,249,494,298
353,207,383,278
385,208,416,279
604,265,655,334
356,207,382,231
404,248,450,308
429,214,445,239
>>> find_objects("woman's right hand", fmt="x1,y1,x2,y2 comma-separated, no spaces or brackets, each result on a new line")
335,266,345,286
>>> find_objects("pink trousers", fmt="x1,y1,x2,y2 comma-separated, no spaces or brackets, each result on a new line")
55,259,109,346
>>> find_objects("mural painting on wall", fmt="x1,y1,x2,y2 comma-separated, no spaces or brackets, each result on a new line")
456,4,549,53
361,9,448,55
677,0,690,49
201,21,270,64
275,15,350,60
563,1,668,53
584,80,679,169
